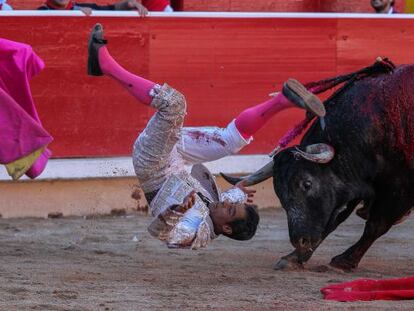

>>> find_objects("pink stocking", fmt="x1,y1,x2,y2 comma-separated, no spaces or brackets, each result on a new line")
234,92,296,139
98,47,155,106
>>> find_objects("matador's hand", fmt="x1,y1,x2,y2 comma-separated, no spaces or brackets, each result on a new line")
235,180,256,203
175,191,196,213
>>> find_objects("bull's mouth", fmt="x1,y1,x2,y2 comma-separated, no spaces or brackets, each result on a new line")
293,203,357,262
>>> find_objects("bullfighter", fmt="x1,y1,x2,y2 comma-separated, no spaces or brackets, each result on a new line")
87,23,325,249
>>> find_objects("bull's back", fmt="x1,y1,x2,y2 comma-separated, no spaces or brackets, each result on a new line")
379,65,414,163
323,64,414,164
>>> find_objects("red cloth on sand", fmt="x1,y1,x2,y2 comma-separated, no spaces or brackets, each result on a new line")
321,276,414,301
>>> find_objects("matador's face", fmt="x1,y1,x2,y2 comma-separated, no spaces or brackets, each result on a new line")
209,201,247,234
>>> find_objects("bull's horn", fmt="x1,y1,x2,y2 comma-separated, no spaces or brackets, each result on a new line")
220,173,243,185
220,160,274,186
292,143,335,163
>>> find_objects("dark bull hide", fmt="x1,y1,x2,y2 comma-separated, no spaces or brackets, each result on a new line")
223,61,414,271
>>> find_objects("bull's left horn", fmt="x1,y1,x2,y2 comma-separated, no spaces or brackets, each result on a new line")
220,160,274,186
292,143,335,163
220,173,243,185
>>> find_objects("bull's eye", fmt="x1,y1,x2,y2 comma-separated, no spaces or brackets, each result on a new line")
302,180,312,191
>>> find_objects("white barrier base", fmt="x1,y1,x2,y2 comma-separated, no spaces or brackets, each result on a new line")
0,155,271,181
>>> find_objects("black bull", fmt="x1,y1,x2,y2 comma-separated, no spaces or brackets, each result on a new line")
223,61,414,271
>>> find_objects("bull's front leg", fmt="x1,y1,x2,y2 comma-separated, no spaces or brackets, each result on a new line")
329,213,394,271
273,249,314,270
330,192,411,271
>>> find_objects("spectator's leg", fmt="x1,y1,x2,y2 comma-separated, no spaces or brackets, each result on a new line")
163,5,174,12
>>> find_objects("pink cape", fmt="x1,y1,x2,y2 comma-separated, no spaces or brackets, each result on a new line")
0,38,53,178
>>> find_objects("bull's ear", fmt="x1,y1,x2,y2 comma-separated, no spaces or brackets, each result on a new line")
273,146,297,166
291,143,335,164
290,146,302,161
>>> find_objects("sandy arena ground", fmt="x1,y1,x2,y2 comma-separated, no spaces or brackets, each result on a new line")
1,208,414,310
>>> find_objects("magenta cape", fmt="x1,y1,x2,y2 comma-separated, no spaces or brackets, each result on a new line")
0,38,53,178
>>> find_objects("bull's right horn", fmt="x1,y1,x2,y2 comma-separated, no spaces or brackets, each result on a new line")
220,160,274,186
292,143,335,163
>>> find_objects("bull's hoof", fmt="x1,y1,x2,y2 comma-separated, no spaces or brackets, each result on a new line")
329,255,358,272
273,257,304,271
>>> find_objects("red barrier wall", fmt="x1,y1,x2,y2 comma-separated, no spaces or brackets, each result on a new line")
1,14,414,158
6,0,407,12
7,0,176,10
182,0,406,12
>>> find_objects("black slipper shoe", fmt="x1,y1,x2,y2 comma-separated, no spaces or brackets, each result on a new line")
88,23,107,76
282,78,326,118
